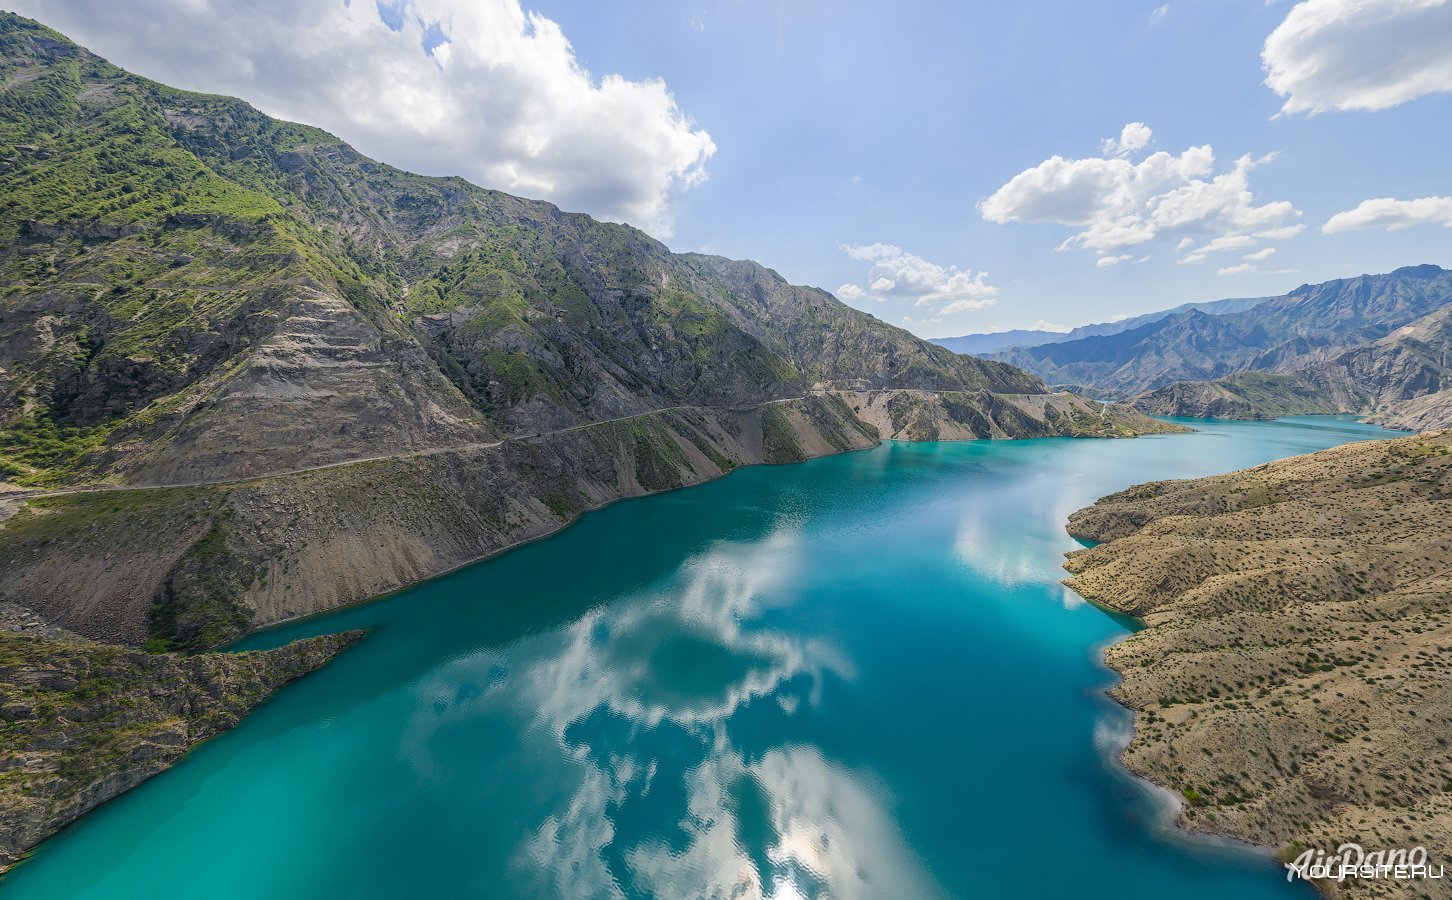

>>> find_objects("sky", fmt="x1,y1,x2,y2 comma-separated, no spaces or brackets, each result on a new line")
8,0,1452,338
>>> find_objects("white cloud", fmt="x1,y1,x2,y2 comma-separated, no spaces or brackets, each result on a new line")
1323,196,1452,232
1152,4,1171,19
1218,263,1257,275
1253,224,1308,240
838,244,998,312
1096,254,1133,267
941,298,996,314
980,134,1300,262
1100,122,1153,157
1264,0,1452,114
1181,233,1257,263
1030,319,1072,333
1244,247,1278,260
11,0,715,237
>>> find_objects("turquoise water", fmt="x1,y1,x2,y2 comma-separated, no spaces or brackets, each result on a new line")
5,417,1404,899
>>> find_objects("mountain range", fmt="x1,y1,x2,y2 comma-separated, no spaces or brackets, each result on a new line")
930,295,1271,356
974,264,1452,430
2,10,1448,879
1131,278,1452,428
0,13,1173,653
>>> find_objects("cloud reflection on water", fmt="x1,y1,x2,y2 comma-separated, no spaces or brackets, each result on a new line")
496,525,939,899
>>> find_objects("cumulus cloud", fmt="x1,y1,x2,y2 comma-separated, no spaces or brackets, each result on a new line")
1264,0,1452,114
980,129,1300,264
1244,247,1278,260
1101,122,1153,157
11,0,715,236
837,244,998,312
1218,263,1256,275
1096,254,1133,267
1323,196,1452,232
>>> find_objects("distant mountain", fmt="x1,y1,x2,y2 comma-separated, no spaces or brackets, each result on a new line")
1133,301,1452,429
930,296,1271,356
988,265,1452,399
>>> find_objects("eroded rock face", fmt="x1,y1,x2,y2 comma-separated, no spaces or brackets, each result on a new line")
1373,389,1452,432
0,389,1182,651
1063,432,1452,895
0,614,362,870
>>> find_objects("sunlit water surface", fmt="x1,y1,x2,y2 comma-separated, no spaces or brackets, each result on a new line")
5,417,1403,899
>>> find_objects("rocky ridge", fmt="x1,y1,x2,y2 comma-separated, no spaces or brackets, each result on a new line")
990,265,1452,403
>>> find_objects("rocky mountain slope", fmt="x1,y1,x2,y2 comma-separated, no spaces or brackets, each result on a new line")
1133,303,1452,431
1064,432,1452,896
1374,390,1452,433
989,265,1452,400
0,13,1175,652
932,295,1270,356
0,604,360,870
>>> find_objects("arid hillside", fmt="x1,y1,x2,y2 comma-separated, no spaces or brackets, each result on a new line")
1065,431,1452,897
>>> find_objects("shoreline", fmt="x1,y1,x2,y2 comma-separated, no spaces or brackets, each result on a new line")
222,431,878,650
1086,633,1333,897
2,391,1176,651
1061,429,1452,899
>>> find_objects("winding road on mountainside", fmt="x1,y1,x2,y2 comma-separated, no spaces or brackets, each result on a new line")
0,388,1097,522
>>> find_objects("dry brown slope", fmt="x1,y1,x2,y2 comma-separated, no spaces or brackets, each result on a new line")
1064,431,1452,897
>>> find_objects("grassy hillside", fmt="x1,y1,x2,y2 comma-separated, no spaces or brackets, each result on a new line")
0,13,1051,488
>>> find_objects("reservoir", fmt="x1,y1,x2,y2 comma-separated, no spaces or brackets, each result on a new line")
4,417,1401,898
